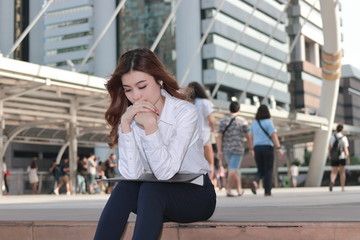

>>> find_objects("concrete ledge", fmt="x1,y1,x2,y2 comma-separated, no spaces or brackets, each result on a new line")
1,221,360,240
1,188,360,239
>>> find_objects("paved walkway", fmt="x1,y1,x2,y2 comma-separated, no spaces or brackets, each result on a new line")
0,186,359,223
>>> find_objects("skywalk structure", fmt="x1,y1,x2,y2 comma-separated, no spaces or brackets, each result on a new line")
0,0,359,195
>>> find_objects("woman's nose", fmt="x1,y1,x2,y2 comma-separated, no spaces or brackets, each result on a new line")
132,89,141,101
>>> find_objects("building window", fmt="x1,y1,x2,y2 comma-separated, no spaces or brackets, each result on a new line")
46,6,93,18
46,31,93,43
46,45,88,56
305,39,320,66
203,59,214,69
14,151,38,158
50,57,93,67
45,18,89,31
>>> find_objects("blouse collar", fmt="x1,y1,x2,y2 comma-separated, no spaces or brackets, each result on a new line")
158,89,177,125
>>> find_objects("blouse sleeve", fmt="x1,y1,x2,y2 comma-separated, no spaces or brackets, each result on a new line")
203,99,214,117
117,125,144,179
141,103,199,180
267,119,276,135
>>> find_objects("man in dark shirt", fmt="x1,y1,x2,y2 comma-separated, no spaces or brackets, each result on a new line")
76,156,88,194
104,153,118,194
53,158,71,195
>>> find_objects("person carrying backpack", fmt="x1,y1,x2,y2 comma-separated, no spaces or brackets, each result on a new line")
328,124,350,192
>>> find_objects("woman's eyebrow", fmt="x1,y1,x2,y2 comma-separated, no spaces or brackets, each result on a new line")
122,80,147,87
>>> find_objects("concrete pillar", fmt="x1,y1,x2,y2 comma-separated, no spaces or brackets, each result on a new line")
56,142,69,164
306,0,341,186
0,0,14,57
28,0,44,64
93,0,117,77
68,100,78,194
292,35,305,61
314,43,320,67
175,0,202,86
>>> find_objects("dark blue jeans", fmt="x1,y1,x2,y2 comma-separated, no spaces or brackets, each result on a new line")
94,174,216,240
253,145,274,195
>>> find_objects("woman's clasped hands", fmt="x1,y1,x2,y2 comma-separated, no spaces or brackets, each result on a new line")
121,101,160,134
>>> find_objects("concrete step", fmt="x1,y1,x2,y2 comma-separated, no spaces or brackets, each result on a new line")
1,221,360,240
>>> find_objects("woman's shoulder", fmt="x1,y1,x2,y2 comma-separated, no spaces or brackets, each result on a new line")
201,98,213,107
165,93,196,113
175,98,197,113
251,118,271,126
260,118,273,124
195,97,212,105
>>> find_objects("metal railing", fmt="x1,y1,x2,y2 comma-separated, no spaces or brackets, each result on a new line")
4,171,55,195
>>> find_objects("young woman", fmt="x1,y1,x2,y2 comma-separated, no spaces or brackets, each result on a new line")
187,82,216,180
27,160,39,194
94,48,216,240
249,104,283,196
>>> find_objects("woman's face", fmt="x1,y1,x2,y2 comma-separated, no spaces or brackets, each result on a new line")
122,71,162,106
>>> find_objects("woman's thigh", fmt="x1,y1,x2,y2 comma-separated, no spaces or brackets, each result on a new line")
138,176,216,223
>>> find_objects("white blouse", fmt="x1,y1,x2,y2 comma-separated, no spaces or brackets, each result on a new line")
194,98,214,134
118,90,211,180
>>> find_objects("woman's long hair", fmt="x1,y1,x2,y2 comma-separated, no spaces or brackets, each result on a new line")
255,104,271,120
105,48,186,148
187,82,209,102
30,161,37,169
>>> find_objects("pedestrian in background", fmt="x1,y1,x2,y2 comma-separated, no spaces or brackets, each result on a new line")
104,153,118,194
329,123,350,192
53,158,71,195
87,153,97,194
250,104,283,196
290,161,299,187
216,101,253,197
76,156,88,194
27,160,39,194
49,161,61,193
2,160,10,195
187,82,216,181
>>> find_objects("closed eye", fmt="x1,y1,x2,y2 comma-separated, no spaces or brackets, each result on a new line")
138,85,146,89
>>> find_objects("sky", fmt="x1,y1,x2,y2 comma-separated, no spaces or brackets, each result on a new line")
340,0,360,70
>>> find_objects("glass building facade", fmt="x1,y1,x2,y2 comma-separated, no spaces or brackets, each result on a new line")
43,0,95,74
117,0,176,74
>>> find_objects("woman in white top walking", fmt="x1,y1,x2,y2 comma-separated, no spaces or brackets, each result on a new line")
187,82,216,181
27,160,39,194
94,48,216,240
